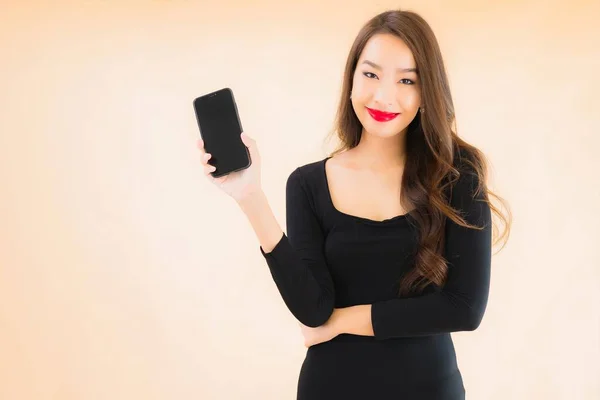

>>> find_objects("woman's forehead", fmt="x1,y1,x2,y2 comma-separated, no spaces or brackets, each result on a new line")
358,34,416,70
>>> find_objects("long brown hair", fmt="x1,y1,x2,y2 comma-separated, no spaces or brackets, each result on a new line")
325,9,512,296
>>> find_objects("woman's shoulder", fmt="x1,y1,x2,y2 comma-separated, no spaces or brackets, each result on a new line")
453,146,476,170
448,146,487,202
286,157,329,192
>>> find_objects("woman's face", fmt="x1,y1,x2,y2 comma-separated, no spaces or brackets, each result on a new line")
351,33,422,138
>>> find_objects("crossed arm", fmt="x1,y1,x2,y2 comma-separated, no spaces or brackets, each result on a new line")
247,165,491,341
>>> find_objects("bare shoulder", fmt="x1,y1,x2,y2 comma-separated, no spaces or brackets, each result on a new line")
327,149,360,171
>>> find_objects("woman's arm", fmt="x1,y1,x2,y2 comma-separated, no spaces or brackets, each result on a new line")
198,135,334,329
331,167,492,339
237,190,284,254
239,168,336,328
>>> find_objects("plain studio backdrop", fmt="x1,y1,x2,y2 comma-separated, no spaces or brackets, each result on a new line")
1,1,598,399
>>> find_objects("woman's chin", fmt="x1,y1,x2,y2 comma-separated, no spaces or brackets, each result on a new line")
362,121,407,138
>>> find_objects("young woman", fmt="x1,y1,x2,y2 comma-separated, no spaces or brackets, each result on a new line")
197,9,511,400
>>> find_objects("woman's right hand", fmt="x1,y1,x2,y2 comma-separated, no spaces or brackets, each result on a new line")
197,132,263,203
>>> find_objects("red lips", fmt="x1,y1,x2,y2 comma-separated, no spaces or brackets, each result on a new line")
366,107,400,122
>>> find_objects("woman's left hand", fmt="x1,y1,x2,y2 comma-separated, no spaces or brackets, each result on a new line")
298,311,341,348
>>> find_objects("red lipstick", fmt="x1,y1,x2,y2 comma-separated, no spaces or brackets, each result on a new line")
366,107,400,122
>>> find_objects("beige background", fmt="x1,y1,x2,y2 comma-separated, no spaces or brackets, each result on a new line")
1,0,599,399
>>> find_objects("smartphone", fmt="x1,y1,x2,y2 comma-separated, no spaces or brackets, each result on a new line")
193,87,251,178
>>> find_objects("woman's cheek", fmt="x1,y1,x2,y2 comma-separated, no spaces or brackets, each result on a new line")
400,89,421,111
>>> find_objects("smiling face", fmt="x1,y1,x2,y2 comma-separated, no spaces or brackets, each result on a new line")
351,33,422,138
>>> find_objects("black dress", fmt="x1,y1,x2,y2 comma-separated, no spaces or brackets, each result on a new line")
260,156,492,400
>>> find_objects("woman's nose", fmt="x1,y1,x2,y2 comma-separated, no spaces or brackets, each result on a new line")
373,86,395,107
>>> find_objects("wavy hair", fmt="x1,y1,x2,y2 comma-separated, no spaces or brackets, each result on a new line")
325,9,512,296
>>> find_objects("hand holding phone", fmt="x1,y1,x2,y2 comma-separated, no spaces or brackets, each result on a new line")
195,88,262,201
197,133,262,202
193,88,251,177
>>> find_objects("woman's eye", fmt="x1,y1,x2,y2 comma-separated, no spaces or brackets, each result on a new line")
363,72,414,85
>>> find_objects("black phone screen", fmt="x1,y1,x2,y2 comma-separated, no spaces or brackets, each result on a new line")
193,88,250,177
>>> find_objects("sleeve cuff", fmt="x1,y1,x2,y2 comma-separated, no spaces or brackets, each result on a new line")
259,232,289,260
371,301,383,340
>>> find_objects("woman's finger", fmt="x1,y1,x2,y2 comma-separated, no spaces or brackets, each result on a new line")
240,132,253,148
204,165,216,175
240,132,258,162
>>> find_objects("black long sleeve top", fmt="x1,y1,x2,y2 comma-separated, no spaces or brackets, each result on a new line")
260,156,491,338
258,155,492,399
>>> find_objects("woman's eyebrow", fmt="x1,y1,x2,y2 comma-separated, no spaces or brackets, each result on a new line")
361,59,418,73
